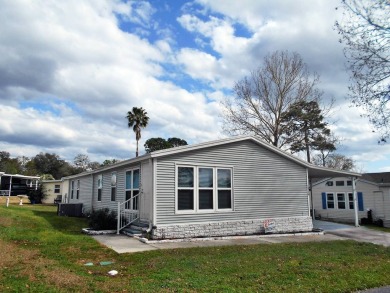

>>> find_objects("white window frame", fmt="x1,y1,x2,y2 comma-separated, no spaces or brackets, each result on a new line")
54,184,60,194
97,174,102,202
175,164,233,214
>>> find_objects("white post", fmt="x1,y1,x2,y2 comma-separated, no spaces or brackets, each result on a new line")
117,201,121,235
6,176,12,207
352,177,359,227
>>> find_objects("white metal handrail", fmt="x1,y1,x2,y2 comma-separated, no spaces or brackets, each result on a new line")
117,193,141,234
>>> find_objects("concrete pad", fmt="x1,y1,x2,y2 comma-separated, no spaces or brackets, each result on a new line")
92,235,157,253
313,220,353,230
325,227,390,247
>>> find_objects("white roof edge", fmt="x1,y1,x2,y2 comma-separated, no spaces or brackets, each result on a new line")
150,135,361,177
312,177,379,187
62,154,151,180
0,173,40,179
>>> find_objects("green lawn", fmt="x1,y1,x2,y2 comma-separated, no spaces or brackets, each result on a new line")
1,204,390,292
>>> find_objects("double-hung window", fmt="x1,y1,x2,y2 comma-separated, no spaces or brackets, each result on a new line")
54,185,60,194
177,167,195,210
337,193,346,209
176,165,232,213
111,172,117,201
348,193,354,209
125,169,140,210
76,180,80,199
217,169,232,209
97,175,102,202
199,168,213,210
327,193,334,209
71,181,74,199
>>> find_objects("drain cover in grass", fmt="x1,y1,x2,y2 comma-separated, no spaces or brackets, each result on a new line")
100,261,114,266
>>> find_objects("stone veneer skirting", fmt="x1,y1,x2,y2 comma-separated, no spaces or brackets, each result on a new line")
152,216,313,240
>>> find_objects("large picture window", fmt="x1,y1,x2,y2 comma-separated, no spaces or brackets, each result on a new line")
176,165,233,213
125,169,140,210
97,174,102,202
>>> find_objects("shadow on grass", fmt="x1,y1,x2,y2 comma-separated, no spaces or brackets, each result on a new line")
32,208,89,235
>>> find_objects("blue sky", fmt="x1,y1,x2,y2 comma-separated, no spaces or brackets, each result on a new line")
0,0,389,172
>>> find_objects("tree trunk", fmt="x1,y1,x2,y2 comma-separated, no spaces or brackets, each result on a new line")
136,139,139,157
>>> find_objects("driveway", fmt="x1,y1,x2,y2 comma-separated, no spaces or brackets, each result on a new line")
313,220,390,247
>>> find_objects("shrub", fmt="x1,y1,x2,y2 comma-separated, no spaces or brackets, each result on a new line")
27,184,47,204
88,208,117,230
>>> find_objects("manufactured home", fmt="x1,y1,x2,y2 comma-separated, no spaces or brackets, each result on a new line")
64,136,360,239
312,173,390,228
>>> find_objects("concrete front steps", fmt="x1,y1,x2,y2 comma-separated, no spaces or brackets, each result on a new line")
121,220,149,237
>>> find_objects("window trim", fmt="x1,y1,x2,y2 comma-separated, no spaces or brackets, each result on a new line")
175,164,234,214
54,184,60,194
335,180,345,186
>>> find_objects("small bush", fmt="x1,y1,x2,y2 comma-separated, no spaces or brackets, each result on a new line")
88,208,117,230
27,184,47,204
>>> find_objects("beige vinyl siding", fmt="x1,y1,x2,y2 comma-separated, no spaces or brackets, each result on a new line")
155,140,308,225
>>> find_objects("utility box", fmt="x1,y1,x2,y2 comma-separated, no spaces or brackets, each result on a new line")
57,203,83,217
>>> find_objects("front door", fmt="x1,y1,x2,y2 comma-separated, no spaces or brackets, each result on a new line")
373,191,384,219
125,169,140,213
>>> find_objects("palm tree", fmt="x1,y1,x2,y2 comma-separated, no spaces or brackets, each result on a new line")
126,107,149,157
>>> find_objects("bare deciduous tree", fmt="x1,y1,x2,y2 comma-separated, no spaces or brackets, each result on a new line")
335,0,390,142
312,153,356,171
221,51,323,149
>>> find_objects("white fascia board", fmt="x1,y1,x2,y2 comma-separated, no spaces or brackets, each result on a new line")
63,155,152,180
1,173,40,180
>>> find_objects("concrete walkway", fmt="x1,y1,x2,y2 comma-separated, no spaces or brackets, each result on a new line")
92,221,389,254
314,220,390,247
93,233,344,254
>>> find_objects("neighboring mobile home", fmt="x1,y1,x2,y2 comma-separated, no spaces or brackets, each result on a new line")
0,172,39,196
41,179,63,204
64,136,361,239
312,173,390,228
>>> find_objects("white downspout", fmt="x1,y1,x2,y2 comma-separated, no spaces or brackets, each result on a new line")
352,177,359,227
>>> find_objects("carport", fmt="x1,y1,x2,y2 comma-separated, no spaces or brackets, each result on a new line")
306,165,361,227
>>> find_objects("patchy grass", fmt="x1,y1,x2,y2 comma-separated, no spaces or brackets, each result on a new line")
0,205,390,292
